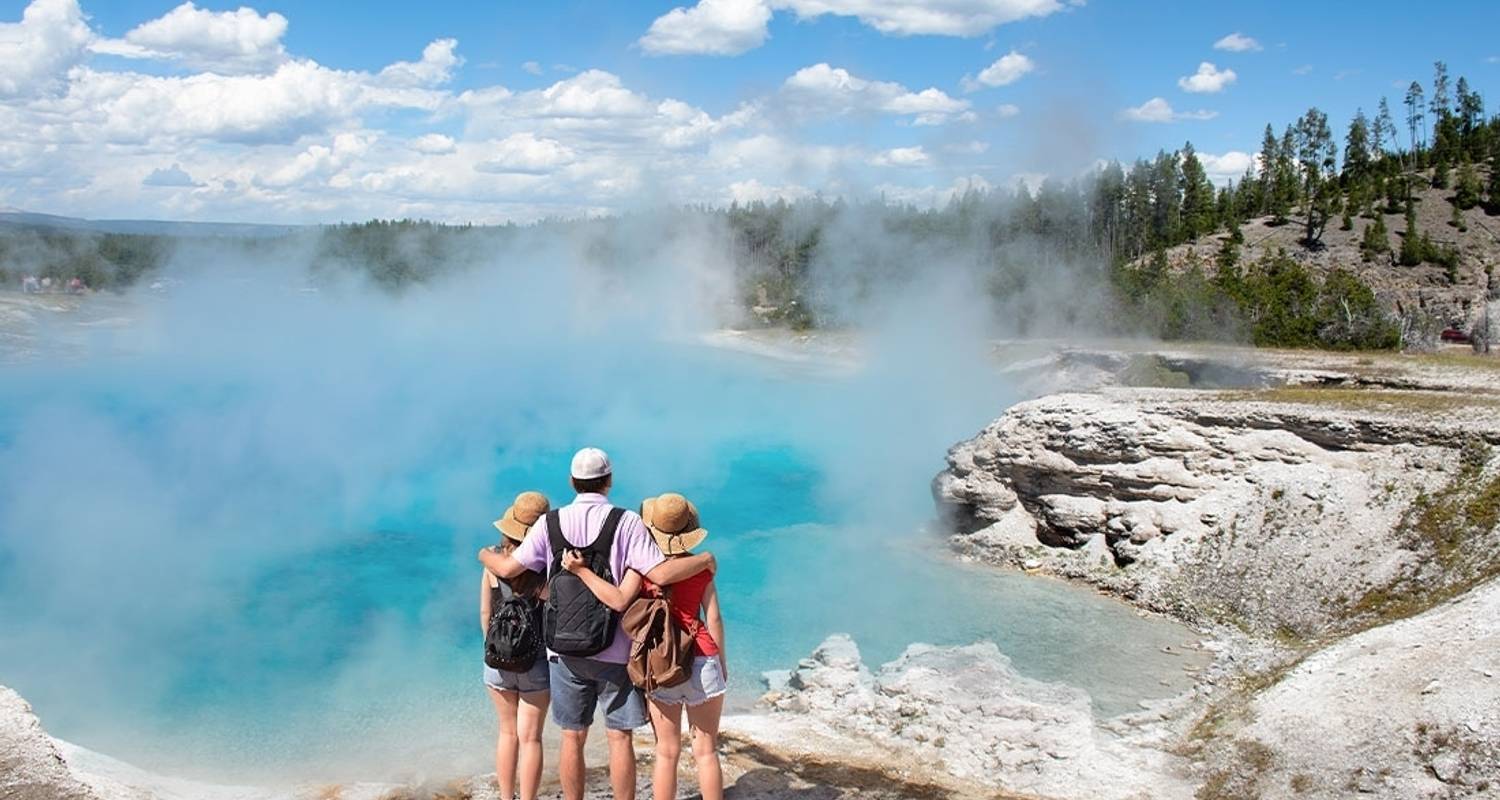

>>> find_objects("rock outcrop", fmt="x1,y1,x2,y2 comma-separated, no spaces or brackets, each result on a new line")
0,685,101,800
934,386,1500,638
739,635,1196,800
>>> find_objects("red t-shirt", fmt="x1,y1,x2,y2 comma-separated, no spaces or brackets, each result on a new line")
643,570,719,657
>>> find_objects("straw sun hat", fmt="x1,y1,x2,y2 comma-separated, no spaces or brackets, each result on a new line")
493,491,550,543
641,493,708,555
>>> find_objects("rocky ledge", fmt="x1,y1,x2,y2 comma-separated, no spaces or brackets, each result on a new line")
934,385,1500,640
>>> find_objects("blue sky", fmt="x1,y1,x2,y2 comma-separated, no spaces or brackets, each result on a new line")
1,0,1496,223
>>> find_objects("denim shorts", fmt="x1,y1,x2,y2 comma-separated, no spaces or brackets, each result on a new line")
548,655,647,731
648,655,727,707
484,657,551,694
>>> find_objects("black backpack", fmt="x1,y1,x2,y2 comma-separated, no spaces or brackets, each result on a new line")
484,579,544,672
543,507,624,657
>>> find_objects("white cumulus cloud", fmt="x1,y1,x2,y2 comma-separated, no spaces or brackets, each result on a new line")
44,55,452,145
962,49,1034,92
378,39,462,88
1199,150,1255,184
775,0,1071,37
508,69,656,118
639,0,772,56
995,103,1020,118
782,63,969,123
474,132,576,174
95,1,289,74
1213,32,1261,52
142,163,201,187
0,0,92,97
409,134,457,155
638,0,1072,56
1177,62,1236,94
1119,97,1217,123
870,146,930,167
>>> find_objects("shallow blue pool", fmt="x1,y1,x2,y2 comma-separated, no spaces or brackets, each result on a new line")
0,286,1203,784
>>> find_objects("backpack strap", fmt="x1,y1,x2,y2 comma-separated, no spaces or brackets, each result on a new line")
546,510,566,577
587,507,625,581
591,507,625,555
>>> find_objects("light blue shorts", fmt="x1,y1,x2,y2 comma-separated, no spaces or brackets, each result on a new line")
484,657,551,694
648,655,727,707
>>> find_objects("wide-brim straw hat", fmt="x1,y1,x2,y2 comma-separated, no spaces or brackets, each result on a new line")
642,493,708,555
494,491,550,542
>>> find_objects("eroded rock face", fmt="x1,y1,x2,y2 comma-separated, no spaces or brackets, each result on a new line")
934,388,1498,637
755,635,1195,800
0,686,101,800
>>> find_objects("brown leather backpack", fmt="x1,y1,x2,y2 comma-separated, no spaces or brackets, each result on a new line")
622,585,697,691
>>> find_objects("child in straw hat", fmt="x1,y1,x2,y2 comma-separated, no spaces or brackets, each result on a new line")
481,490,552,800
560,492,726,800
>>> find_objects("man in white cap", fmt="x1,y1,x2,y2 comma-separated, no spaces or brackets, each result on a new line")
480,447,715,800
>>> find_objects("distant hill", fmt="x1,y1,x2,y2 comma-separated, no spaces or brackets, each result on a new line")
0,210,302,239
1143,166,1499,336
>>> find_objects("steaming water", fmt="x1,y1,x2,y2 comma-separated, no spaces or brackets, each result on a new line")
0,276,1205,785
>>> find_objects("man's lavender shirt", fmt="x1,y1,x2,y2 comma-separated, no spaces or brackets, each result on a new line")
510,492,665,664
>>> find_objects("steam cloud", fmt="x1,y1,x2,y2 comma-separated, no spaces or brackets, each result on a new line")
0,210,1021,782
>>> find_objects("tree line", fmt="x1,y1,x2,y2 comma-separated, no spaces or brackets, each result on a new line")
3,62,1494,351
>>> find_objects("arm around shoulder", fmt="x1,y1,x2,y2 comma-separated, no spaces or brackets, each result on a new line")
644,551,715,586
478,547,526,579
561,550,642,612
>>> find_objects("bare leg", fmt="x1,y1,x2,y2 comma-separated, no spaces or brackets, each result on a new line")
686,695,724,800
560,727,588,800
516,690,550,800
647,698,683,800
606,728,637,800
488,688,520,800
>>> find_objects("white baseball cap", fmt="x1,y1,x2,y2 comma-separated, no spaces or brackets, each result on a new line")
570,447,612,480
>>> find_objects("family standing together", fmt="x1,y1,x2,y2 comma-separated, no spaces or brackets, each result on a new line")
477,447,727,800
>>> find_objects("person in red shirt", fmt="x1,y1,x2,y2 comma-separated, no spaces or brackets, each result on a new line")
560,492,726,800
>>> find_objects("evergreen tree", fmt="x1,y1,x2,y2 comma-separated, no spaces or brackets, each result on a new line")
1456,77,1482,136
1345,110,1373,215
1180,142,1216,241
1455,155,1483,209
1345,109,1372,180
1384,174,1406,213
1400,205,1424,266
1374,97,1397,158
1270,126,1298,224
1431,61,1451,122
1434,154,1450,189
1215,184,1234,230
1433,113,1461,165
1216,229,1241,270
1149,150,1183,246
1361,214,1390,261
1258,124,1279,215
1294,107,1338,246
1405,82,1427,154
1450,202,1467,232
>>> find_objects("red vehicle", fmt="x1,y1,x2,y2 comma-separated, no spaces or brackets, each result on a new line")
1440,327,1471,344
